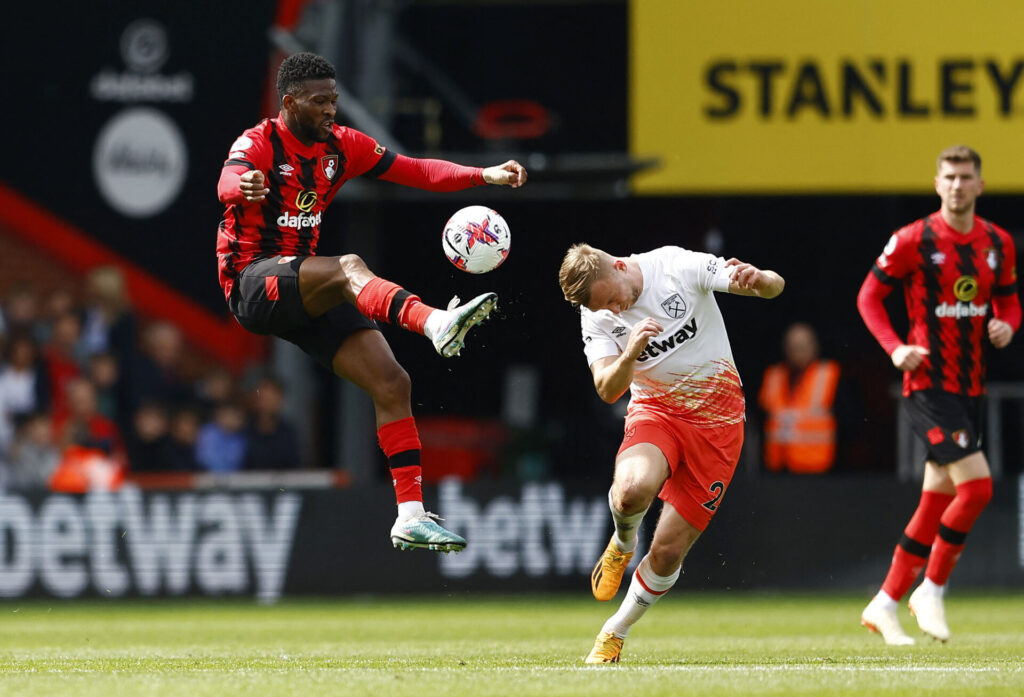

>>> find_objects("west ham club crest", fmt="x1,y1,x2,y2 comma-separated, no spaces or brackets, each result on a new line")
322,155,338,180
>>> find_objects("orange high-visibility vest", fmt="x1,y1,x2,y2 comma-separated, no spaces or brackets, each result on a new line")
758,360,839,474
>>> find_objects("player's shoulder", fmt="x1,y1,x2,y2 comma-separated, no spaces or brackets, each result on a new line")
227,119,272,156
893,216,928,240
980,216,1014,242
332,124,384,152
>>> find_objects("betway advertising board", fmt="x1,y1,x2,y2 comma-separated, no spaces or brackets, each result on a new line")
1,477,1023,600
631,0,1024,193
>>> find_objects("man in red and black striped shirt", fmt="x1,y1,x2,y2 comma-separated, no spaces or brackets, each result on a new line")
216,52,527,554
857,145,1020,644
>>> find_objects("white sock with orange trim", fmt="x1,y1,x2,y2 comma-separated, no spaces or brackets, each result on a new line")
601,554,680,638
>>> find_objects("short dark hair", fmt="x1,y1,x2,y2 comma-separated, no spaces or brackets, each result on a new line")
276,52,336,102
937,144,981,175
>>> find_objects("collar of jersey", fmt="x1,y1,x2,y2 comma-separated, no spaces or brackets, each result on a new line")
274,114,322,157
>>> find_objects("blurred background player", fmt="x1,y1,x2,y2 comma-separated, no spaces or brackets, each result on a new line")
216,52,527,553
558,243,784,664
857,145,1020,644
758,321,840,474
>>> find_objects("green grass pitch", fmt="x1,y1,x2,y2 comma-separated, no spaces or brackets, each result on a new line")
1,592,1022,696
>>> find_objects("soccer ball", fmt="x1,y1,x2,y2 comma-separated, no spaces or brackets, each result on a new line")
442,205,511,274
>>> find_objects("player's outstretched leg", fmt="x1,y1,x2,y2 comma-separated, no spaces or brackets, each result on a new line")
861,591,915,645
426,293,498,358
584,632,624,664
908,581,950,642
591,536,635,602
391,511,467,553
354,277,497,358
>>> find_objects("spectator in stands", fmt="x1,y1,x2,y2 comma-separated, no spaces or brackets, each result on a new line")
0,333,48,459
87,351,121,423
42,311,83,423
1,411,59,490
757,322,841,474
80,265,136,360
0,283,41,338
194,366,236,419
34,287,78,347
124,401,171,472
195,401,248,473
127,321,192,410
165,405,201,471
53,377,125,462
244,376,301,469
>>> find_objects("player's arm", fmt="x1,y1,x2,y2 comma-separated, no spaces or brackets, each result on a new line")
217,132,271,204
723,258,785,298
218,165,269,204
589,318,663,403
373,153,527,191
988,231,1021,349
857,271,929,371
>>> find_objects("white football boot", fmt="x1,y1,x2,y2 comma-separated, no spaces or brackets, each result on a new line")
429,293,498,357
390,511,467,553
861,594,916,646
908,583,950,642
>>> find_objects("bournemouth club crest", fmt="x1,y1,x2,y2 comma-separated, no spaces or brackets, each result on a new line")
321,155,339,180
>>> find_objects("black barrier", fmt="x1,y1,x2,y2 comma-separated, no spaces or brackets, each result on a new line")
0,476,1021,600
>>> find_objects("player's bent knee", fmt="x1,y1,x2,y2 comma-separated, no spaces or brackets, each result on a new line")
338,253,367,277
611,482,656,514
957,477,992,516
368,365,412,407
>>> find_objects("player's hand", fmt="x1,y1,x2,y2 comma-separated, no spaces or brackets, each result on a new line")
482,160,527,188
724,258,785,298
988,318,1014,349
239,170,269,202
624,317,663,359
891,344,930,371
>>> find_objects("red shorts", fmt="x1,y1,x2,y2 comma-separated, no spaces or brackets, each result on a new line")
617,409,744,532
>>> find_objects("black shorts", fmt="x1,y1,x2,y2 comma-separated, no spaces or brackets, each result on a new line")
902,389,983,465
228,256,377,370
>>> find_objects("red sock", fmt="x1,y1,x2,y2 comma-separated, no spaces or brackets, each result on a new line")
355,277,434,334
925,477,992,585
880,490,954,600
378,417,423,504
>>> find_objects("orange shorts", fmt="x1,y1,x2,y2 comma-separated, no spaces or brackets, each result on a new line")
617,410,744,532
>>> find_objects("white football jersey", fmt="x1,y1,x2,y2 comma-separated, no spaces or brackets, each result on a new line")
580,246,745,426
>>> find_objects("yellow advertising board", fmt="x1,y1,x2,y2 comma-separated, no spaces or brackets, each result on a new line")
630,0,1024,193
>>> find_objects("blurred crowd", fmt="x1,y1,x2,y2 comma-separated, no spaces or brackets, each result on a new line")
0,266,301,491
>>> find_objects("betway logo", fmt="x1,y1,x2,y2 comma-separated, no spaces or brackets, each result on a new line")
637,318,698,362
277,211,322,229
935,302,988,319
437,481,642,578
0,489,300,601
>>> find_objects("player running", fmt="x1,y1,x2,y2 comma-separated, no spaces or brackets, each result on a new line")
216,52,526,553
857,145,1019,643
558,243,784,664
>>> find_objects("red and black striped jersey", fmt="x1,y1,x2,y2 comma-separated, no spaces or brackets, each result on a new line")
870,212,1018,396
215,115,393,300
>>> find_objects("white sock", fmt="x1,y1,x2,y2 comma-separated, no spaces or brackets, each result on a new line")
920,577,945,596
601,554,680,638
873,590,898,610
397,500,425,520
423,310,447,341
609,488,647,554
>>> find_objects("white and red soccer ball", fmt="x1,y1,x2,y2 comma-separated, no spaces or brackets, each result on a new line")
442,205,511,274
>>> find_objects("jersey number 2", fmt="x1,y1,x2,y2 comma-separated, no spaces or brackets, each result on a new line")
701,481,725,512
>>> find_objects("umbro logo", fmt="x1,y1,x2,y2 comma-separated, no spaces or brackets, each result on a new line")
612,326,627,337
931,252,946,265
279,163,294,177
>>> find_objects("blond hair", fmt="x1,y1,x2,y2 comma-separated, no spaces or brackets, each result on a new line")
937,144,981,175
558,243,611,307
